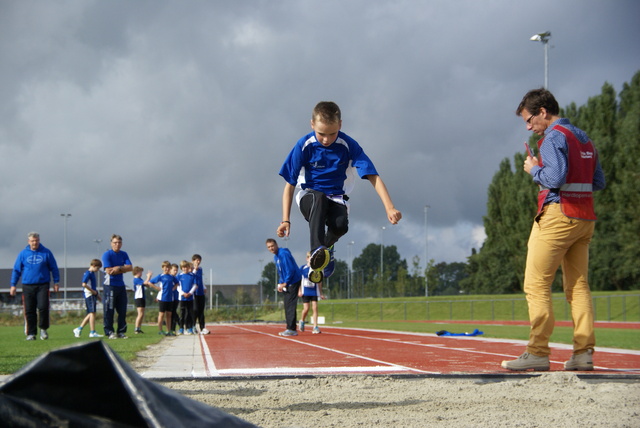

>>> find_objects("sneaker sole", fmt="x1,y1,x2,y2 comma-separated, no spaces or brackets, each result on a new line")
310,247,330,271
501,362,550,371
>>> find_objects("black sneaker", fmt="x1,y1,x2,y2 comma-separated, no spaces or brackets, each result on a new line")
310,246,330,271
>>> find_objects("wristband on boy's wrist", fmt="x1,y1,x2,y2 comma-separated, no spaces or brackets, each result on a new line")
281,221,290,224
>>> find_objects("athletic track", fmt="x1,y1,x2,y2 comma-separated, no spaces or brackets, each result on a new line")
196,323,640,378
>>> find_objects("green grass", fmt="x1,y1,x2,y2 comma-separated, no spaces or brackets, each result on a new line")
0,324,163,375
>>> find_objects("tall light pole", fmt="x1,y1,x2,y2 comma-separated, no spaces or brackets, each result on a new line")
347,241,354,299
380,226,386,288
530,31,551,89
424,205,430,297
60,213,71,302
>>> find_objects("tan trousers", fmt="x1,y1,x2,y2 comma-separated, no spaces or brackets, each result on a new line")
524,203,596,357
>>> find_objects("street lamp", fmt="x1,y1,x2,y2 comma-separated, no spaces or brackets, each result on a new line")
530,31,551,89
380,226,386,288
60,213,71,302
424,205,430,297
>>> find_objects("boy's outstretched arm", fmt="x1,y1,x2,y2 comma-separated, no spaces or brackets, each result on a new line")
367,175,402,224
277,182,295,238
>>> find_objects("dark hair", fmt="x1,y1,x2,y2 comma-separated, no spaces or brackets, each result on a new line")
516,88,560,116
312,101,341,123
265,238,277,245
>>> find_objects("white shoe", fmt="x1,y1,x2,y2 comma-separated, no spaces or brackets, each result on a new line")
40,329,48,340
73,327,82,338
89,332,103,338
201,328,210,335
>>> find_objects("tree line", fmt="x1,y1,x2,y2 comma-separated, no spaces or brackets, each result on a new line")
259,70,640,300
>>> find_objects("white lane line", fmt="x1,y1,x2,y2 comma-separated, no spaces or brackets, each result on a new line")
199,332,217,376
219,324,436,375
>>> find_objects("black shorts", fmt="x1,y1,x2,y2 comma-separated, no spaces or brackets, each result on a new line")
135,298,146,308
158,301,172,312
302,295,318,303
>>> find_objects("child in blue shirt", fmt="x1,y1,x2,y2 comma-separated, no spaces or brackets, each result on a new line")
177,260,197,335
73,259,103,338
192,254,209,334
276,101,402,281
149,261,179,336
132,266,152,334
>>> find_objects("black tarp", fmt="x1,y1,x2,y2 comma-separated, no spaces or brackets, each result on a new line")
0,341,257,427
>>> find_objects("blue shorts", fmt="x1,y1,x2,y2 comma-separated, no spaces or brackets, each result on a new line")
84,295,98,314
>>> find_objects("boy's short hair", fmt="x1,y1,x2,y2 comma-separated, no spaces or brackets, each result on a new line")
161,261,171,268
192,254,202,261
312,101,341,124
516,88,560,116
180,260,192,269
111,234,123,242
171,263,179,270
90,259,103,268
132,266,143,275
265,238,277,245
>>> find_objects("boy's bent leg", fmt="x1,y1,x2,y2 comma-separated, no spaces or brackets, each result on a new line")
325,201,348,247
300,190,329,250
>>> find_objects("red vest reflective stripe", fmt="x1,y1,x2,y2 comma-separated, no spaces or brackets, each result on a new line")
536,125,597,220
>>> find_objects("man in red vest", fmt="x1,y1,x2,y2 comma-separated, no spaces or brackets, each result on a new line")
502,88,606,372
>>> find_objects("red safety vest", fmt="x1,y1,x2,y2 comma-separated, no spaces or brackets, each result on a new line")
536,125,597,220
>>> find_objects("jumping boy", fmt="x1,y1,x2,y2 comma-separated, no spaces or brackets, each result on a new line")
132,266,152,334
277,101,402,282
148,261,179,336
298,252,325,334
73,259,103,338
177,260,197,335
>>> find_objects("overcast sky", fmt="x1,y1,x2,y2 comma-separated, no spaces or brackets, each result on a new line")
1,0,639,285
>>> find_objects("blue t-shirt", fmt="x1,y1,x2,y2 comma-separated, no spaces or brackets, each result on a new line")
150,273,178,302
133,277,145,300
279,130,378,196
177,272,196,301
102,249,132,287
194,267,205,296
82,270,97,298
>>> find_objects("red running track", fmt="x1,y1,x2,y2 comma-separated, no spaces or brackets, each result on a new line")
196,324,640,378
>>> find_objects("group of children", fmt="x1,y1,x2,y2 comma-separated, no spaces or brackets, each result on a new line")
73,254,209,338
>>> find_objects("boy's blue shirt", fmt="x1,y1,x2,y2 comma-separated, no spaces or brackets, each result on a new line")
279,131,378,196
150,273,178,302
194,267,205,295
133,276,146,299
11,244,60,286
177,272,197,301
